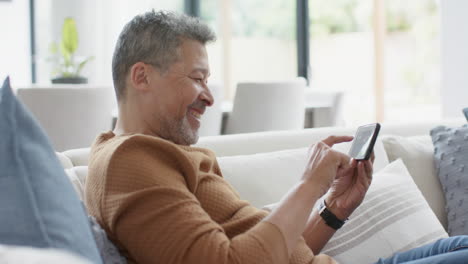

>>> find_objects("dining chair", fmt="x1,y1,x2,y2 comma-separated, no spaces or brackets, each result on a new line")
305,90,345,127
17,86,115,151
225,79,306,134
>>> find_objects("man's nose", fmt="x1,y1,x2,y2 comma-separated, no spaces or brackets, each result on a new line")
200,85,214,107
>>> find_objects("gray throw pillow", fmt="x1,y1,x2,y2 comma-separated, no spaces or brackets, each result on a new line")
89,216,127,264
431,124,468,236
0,77,102,263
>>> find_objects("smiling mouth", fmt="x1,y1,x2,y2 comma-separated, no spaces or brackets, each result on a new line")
189,109,202,120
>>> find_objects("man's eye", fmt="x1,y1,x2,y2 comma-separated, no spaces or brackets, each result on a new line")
192,77,206,84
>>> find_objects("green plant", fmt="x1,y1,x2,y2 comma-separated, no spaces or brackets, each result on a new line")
50,17,93,78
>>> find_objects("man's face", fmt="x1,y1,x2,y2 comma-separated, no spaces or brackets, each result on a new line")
144,39,213,145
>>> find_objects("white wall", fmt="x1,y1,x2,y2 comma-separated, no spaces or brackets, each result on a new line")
441,0,468,118
34,0,182,85
0,1,31,86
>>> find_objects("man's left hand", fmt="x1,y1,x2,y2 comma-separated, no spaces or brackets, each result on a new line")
324,152,375,220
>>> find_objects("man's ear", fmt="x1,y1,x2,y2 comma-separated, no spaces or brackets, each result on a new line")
129,62,151,92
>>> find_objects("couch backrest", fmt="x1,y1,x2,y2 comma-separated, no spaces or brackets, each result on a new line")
59,119,465,166
57,118,465,230
198,119,466,156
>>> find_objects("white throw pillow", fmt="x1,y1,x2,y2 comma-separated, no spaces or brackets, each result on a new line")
219,147,308,208
218,140,388,208
381,135,447,229
321,159,448,264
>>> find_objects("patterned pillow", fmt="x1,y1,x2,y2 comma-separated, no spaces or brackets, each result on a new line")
430,124,468,236
320,159,447,263
89,216,127,264
264,160,447,263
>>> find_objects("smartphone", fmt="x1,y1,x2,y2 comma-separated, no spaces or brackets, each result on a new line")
348,123,381,160
463,108,468,121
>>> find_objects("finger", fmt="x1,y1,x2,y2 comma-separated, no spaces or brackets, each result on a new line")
322,135,354,147
357,161,365,181
357,162,372,191
363,160,373,180
337,158,355,178
334,150,353,170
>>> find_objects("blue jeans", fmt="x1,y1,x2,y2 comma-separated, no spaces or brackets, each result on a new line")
374,236,468,264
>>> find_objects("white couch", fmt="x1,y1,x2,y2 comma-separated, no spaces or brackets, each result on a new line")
57,119,465,262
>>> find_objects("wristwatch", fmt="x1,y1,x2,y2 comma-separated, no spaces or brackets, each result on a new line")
318,199,347,230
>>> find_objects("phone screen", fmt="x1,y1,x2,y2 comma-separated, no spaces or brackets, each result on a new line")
348,123,381,160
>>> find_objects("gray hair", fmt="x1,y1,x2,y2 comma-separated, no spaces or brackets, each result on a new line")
112,10,216,101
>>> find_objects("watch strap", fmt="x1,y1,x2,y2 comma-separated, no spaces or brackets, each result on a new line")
318,199,346,230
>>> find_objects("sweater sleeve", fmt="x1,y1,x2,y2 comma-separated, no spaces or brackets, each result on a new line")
100,137,290,264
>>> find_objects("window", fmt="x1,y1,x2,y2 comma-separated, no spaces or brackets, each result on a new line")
309,0,374,125
309,0,441,125
384,0,441,122
30,0,443,125
201,0,297,99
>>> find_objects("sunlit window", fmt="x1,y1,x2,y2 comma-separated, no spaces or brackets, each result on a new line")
384,0,441,122
309,0,441,125
201,0,297,99
310,0,374,126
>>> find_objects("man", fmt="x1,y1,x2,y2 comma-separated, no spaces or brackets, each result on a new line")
86,10,468,264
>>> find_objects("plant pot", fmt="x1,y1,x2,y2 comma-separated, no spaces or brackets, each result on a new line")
51,76,88,84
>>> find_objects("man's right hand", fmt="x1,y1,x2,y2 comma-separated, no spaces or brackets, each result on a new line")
301,136,353,198
264,135,354,258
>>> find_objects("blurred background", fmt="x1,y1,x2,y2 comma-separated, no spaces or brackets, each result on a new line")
0,0,466,129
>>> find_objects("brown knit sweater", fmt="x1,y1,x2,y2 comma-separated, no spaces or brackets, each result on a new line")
85,132,330,264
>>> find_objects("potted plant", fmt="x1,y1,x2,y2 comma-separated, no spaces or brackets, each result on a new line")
50,17,93,84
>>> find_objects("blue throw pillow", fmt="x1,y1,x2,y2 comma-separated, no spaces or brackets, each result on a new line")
0,77,102,263
431,124,468,236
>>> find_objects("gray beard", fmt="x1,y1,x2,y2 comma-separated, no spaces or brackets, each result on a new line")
160,115,198,146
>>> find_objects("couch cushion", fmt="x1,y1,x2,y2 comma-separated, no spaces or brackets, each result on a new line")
0,77,101,263
431,125,468,236
381,135,447,229
65,166,88,201
62,148,91,167
320,159,447,264
56,151,74,169
60,138,388,208
218,139,388,208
